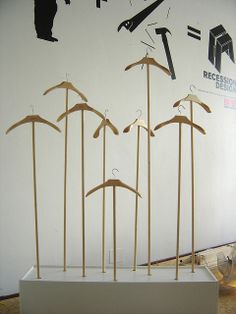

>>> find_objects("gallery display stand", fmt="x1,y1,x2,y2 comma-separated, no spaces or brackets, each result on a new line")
20,266,218,314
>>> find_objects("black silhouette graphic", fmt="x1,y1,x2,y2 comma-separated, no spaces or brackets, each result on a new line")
140,41,155,50
145,28,155,44
155,27,176,80
208,24,235,73
187,25,201,41
118,0,165,32
96,0,107,8
34,0,71,42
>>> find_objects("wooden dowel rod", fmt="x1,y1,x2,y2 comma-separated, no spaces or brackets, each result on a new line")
81,111,86,277
113,186,117,281
63,88,69,272
190,101,195,273
32,122,40,279
102,125,106,273
147,63,152,276
133,125,141,271
175,123,182,280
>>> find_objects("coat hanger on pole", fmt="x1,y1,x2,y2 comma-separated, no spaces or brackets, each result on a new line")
57,102,104,278
86,170,142,282
154,112,205,280
123,110,155,271
92,110,119,273
125,54,171,276
43,78,88,272
173,86,211,273
6,114,61,279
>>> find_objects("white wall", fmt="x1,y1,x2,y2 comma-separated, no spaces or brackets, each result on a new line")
0,0,236,295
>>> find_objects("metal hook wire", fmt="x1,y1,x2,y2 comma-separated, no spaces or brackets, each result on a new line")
178,104,186,115
66,73,70,82
112,168,119,178
104,109,109,119
30,105,34,114
136,109,142,119
190,84,197,93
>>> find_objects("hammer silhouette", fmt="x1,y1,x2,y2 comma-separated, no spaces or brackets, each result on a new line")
155,27,176,80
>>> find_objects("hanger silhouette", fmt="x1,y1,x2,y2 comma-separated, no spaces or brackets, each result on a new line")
173,94,211,113
173,93,211,274
125,55,170,276
92,116,119,273
6,114,60,280
93,118,119,138
86,176,141,281
6,114,61,134
154,115,206,134
154,114,205,280
123,114,154,271
123,118,155,136
57,102,104,278
44,80,87,272
57,103,105,122
43,81,88,102
125,56,171,76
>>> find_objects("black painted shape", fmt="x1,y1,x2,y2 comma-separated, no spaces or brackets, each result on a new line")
34,0,70,42
155,28,176,80
187,25,201,35
187,32,201,41
118,0,165,32
216,33,235,72
96,0,107,9
187,26,201,40
208,24,235,73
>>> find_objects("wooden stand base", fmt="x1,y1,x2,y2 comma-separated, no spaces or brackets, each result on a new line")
20,266,218,314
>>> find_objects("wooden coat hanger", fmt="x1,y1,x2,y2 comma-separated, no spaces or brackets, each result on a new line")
86,177,141,281
154,115,206,134
125,55,171,276
93,117,119,274
93,118,119,139
154,114,205,280
125,56,171,76
6,115,61,280
173,94,211,274
57,102,104,278
86,179,142,198
123,114,154,271
6,115,61,134
57,103,105,122
43,81,88,102
173,94,211,113
44,80,88,272
123,118,155,137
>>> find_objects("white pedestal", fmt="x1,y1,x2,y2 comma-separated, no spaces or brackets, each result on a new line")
20,266,218,314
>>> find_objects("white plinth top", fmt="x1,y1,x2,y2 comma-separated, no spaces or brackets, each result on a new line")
21,266,217,283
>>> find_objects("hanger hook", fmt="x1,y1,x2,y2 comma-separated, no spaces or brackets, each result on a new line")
136,109,142,119
30,105,34,114
66,73,70,82
112,168,119,178
178,104,185,115
104,109,109,119
190,84,196,93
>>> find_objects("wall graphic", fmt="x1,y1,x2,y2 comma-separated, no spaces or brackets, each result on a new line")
117,0,165,32
208,25,235,73
96,0,108,9
187,25,201,41
34,0,71,42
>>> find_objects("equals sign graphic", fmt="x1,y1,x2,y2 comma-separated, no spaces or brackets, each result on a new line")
187,25,201,40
